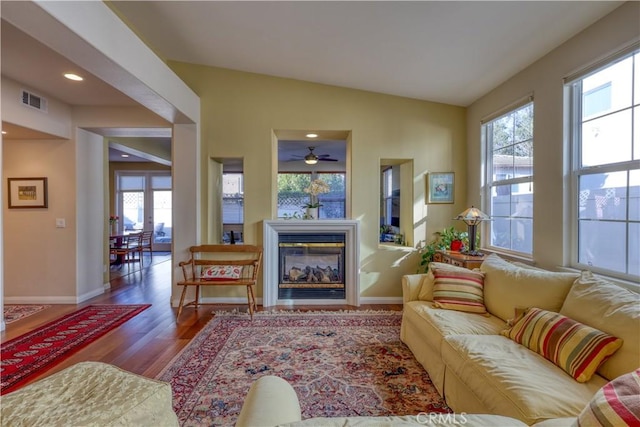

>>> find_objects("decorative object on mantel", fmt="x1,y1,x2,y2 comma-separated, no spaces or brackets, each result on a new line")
109,215,119,235
454,206,491,256
302,178,330,219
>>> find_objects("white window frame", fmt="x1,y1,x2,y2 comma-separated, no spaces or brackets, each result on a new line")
566,44,640,281
482,98,535,257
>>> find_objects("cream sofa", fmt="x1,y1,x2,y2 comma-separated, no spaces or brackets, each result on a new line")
236,375,535,426
236,371,640,426
400,254,640,425
1,361,179,426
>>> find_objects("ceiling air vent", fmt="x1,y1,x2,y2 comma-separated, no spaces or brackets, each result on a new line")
21,89,48,113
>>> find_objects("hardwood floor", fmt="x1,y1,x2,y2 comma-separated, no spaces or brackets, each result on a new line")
2,253,402,387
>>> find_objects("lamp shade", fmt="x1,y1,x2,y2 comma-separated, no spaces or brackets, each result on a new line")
454,206,489,255
454,206,490,226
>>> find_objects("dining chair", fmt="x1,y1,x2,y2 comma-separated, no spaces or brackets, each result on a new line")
110,233,143,270
140,230,154,262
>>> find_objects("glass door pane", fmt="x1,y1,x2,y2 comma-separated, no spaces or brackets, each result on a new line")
153,190,172,250
122,191,144,234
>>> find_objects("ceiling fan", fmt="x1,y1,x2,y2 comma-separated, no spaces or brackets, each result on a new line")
289,147,338,164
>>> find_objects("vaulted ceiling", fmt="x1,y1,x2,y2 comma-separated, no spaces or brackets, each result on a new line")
1,1,625,165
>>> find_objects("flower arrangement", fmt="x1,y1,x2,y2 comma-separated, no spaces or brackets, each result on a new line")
109,215,119,225
303,179,330,208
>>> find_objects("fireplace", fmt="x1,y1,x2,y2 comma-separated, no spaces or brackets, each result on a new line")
263,220,360,306
279,233,345,299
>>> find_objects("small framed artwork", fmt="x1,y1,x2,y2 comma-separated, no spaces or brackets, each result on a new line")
426,172,454,204
8,177,48,209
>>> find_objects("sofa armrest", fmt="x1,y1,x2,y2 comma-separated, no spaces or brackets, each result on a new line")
236,376,302,427
402,274,426,304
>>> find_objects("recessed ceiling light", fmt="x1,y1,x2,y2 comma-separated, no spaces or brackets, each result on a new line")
64,73,84,81
306,133,318,138
1,131,6,135
121,154,130,158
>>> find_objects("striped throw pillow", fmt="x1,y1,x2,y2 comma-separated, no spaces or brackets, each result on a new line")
577,369,640,426
501,307,623,382
432,268,486,314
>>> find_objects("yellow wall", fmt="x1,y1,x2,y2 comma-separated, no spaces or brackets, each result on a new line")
169,63,467,299
3,138,77,300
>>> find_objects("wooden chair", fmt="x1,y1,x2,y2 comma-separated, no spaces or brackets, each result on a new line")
109,233,143,270
139,230,154,262
176,244,263,320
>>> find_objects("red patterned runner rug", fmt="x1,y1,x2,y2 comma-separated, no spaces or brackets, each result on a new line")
1,304,151,395
159,310,450,425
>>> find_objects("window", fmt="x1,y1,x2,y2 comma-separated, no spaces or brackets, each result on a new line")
222,173,244,224
221,172,243,243
567,47,640,279
277,172,345,219
483,101,534,255
381,167,395,227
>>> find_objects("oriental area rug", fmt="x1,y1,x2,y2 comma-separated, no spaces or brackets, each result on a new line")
1,304,150,395
159,310,450,426
3,304,51,324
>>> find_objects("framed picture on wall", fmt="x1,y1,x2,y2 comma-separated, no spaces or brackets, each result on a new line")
426,172,454,204
8,177,48,209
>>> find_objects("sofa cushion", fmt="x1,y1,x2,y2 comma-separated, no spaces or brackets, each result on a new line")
418,262,470,302
501,307,623,382
441,335,607,425
405,301,506,338
575,368,640,427
402,301,506,395
560,271,640,381
480,254,578,322
432,268,486,314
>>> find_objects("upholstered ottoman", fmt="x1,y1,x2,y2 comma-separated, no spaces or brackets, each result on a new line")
1,361,178,426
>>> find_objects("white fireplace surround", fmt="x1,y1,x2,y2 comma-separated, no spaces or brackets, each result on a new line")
263,220,360,307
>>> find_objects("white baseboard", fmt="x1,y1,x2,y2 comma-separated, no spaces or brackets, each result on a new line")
4,287,106,305
170,296,403,307
4,296,79,304
77,287,106,303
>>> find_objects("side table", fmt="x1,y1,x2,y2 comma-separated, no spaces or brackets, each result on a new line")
433,250,485,270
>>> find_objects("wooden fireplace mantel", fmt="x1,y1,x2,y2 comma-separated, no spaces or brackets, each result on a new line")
263,220,360,307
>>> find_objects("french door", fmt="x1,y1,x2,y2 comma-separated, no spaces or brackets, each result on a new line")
115,172,172,252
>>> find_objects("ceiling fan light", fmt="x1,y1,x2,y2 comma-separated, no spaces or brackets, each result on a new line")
304,154,318,164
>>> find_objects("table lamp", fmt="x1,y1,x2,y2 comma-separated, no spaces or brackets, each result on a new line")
454,206,490,256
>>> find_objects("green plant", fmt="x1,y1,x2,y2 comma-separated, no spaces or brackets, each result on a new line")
418,226,479,273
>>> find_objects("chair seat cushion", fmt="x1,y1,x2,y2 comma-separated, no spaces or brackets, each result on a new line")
201,265,242,280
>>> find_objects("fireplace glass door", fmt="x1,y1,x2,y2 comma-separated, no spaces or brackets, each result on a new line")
278,233,345,300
